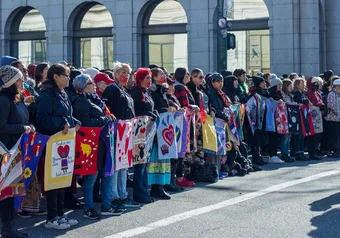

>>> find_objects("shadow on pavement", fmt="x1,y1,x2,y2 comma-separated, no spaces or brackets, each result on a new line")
308,193,340,238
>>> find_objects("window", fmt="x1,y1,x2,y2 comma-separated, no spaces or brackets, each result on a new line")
73,4,114,69
10,8,46,64
143,0,188,73
228,0,269,20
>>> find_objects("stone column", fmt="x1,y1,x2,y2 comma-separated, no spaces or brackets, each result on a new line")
326,0,340,72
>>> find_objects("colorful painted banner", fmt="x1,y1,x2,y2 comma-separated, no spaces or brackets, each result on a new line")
132,116,157,165
230,104,244,141
310,106,323,134
224,107,239,145
174,111,186,158
44,128,76,191
275,102,289,135
184,109,193,153
115,119,133,171
14,132,49,208
240,104,246,126
74,127,101,176
215,118,227,155
157,112,178,160
147,145,171,186
300,105,316,137
265,99,278,132
256,94,266,130
287,105,301,134
202,115,217,153
100,123,115,176
192,112,199,153
245,96,257,135
0,138,25,201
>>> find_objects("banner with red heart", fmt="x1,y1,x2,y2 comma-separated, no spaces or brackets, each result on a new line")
157,112,178,160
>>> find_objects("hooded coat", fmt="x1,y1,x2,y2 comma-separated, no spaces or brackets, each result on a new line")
306,76,324,108
222,76,240,103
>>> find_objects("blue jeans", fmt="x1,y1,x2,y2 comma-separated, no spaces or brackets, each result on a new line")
83,173,98,210
133,164,149,201
111,168,128,200
99,170,113,209
280,134,291,155
293,133,304,155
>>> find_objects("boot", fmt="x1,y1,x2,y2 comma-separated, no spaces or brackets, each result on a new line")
1,222,28,238
165,161,184,192
150,185,171,200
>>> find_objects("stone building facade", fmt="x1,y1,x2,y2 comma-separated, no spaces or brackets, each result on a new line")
0,0,336,77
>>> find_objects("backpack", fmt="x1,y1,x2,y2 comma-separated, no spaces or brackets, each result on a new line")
28,90,58,126
190,163,218,183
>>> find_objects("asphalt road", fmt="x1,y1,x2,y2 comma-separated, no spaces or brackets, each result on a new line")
13,157,340,238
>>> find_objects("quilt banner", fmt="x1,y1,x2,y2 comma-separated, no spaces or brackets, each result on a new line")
215,118,227,155
230,104,244,141
0,138,25,201
115,119,133,171
255,94,266,130
224,107,239,145
44,128,76,191
287,105,301,134
300,105,316,137
275,102,289,135
100,123,115,176
74,127,102,176
202,115,217,153
157,112,178,160
240,104,246,126
174,111,186,158
245,96,257,135
184,109,193,153
310,106,323,134
265,99,279,132
14,132,49,208
132,116,157,165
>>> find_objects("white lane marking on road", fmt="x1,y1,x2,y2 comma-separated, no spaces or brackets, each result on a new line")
105,169,340,238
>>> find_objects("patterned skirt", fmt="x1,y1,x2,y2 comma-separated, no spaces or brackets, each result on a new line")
147,145,170,185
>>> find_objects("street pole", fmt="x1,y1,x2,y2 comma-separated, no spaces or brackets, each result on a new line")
217,0,227,73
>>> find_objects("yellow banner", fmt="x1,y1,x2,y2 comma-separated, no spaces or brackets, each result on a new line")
202,115,218,153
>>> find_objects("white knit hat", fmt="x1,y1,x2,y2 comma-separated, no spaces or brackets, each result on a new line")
333,79,340,86
83,68,99,80
270,76,282,88
0,65,23,88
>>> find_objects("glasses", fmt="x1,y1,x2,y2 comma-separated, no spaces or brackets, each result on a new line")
61,74,70,78
193,75,204,79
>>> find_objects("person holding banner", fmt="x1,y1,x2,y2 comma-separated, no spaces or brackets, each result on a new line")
102,62,140,209
174,67,199,187
0,65,30,238
150,67,182,194
71,74,118,219
35,64,80,230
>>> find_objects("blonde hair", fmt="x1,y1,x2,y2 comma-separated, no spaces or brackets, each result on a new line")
112,61,132,75
293,78,305,92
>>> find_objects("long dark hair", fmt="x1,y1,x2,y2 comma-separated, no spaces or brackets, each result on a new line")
34,63,48,81
0,83,21,103
174,67,188,84
40,64,66,91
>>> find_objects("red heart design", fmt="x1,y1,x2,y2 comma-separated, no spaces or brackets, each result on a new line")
57,145,70,158
162,125,174,146
140,128,146,134
125,137,130,153
117,122,127,141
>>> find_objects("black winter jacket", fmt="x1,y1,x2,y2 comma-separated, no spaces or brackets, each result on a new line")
150,84,169,114
206,88,229,122
102,82,135,120
292,91,309,105
130,86,158,118
35,83,80,136
0,94,29,149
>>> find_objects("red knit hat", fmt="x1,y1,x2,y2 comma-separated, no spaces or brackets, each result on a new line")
94,72,115,84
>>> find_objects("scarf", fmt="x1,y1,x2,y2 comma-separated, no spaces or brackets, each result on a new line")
96,88,103,99
239,81,249,94
80,92,111,116
217,89,232,107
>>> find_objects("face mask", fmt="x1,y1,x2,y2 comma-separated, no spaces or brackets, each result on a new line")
312,84,319,91
119,74,128,84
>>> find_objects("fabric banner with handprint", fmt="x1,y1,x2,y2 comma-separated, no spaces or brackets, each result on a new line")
74,127,102,176
0,138,25,201
14,132,49,208
132,116,157,165
44,128,76,191
157,112,178,160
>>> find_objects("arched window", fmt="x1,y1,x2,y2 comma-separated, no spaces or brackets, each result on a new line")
73,4,114,69
143,0,187,73
226,0,270,75
10,8,46,64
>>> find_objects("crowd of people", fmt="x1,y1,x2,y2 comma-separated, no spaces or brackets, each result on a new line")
0,54,339,238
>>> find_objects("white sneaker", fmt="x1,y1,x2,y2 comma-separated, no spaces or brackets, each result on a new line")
58,215,78,226
268,156,285,164
45,217,71,230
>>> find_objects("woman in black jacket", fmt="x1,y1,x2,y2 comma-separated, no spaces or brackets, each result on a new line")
71,74,120,218
130,68,162,202
35,64,80,230
222,75,241,104
102,62,140,209
0,66,31,238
